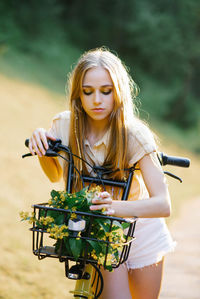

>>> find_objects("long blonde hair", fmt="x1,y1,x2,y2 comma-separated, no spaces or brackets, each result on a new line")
66,47,139,184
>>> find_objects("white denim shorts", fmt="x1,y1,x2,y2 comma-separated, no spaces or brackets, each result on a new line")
126,218,176,269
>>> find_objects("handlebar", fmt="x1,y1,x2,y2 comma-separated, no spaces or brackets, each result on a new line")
158,152,190,168
23,138,190,168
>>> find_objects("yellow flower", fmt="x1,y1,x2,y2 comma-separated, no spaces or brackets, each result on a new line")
90,186,102,193
48,224,69,239
39,216,54,226
70,213,77,220
28,217,35,224
91,250,97,260
105,232,111,237
106,253,113,266
76,231,82,240
64,231,69,237
19,211,29,220
48,199,53,205
97,253,105,265
60,194,65,201
111,243,123,250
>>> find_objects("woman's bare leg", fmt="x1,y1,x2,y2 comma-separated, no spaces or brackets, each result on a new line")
128,259,164,299
100,264,132,299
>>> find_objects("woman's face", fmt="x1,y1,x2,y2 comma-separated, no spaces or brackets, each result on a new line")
80,66,114,126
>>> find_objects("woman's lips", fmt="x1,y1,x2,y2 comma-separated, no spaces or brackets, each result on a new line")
92,108,105,112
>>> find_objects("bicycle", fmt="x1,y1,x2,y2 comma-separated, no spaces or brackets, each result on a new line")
22,139,190,298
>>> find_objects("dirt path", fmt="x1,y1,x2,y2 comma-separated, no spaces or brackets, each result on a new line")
160,196,200,299
0,73,199,298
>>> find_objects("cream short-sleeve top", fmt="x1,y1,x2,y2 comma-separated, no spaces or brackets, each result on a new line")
48,111,157,201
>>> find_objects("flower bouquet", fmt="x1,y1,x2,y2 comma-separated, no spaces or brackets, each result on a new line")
20,186,132,272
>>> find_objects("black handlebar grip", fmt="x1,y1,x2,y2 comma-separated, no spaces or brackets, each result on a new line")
25,139,29,148
161,153,190,168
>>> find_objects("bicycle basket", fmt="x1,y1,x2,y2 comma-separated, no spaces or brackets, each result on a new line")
30,203,137,270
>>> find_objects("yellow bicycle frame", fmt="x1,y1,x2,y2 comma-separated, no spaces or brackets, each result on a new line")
70,264,97,298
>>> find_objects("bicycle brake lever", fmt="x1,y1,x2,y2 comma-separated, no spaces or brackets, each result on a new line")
164,171,183,183
22,153,33,158
22,149,58,158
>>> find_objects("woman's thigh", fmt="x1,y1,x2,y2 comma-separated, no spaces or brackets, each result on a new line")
100,264,132,299
128,259,164,299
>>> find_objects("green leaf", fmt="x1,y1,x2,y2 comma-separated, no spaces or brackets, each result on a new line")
51,189,59,198
54,239,62,253
113,249,119,260
105,265,113,272
63,238,73,256
87,240,102,255
35,220,42,228
69,238,83,260
78,198,90,211
54,214,65,225
95,218,111,233
112,220,123,230
39,209,46,218
62,237,73,256
75,187,88,197
47,210,60,219
121,222,130,230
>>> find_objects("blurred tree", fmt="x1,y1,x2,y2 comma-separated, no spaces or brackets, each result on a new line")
60,0,200,128
0,0,199,128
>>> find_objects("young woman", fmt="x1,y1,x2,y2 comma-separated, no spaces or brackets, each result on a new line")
28,48,175,299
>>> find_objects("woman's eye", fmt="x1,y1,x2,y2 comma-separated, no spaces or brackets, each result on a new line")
83,90,92,95
82,89,112,95
102,90,112,95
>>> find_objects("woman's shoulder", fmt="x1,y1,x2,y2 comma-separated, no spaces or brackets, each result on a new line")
52,110,71,121
129,119,156,142
49,110,71,145
127,119,157,165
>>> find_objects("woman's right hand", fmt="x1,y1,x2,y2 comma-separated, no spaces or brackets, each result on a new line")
29,128,56,157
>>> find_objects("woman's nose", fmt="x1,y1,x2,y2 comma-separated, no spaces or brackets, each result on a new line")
93,91,101,104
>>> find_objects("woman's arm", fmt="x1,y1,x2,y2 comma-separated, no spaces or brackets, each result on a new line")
38,156,63,182
90,153,171,218
112,153,171,217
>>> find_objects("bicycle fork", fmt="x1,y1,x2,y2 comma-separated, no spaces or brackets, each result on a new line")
70,264,95,298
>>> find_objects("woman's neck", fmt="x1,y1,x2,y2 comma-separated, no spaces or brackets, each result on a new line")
85,117,110,146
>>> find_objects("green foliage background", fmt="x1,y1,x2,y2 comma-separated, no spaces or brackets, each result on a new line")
0,0,200,152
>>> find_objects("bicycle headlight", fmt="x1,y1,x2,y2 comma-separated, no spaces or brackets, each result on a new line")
68,217,86,232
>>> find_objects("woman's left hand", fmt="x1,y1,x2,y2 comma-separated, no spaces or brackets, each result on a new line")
89,191,115,215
